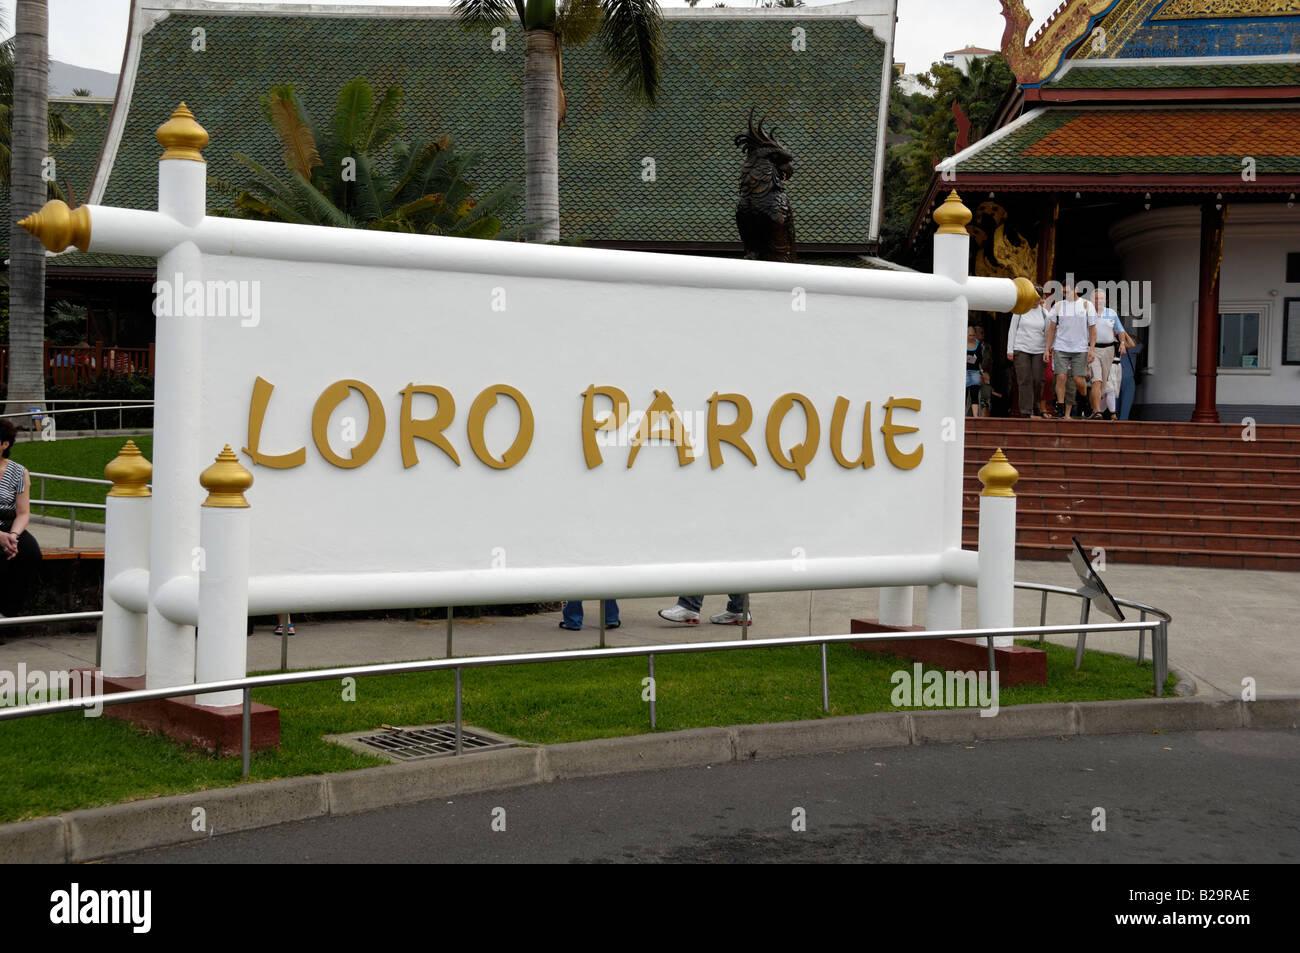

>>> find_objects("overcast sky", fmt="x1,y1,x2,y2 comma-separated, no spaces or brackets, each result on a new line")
4,0,1064,77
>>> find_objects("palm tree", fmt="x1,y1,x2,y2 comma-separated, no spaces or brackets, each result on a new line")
453,0,665,242
0,35,73,190
221,79,524,239
5,1,51,427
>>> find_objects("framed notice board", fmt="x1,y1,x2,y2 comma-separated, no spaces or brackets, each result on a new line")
1285,299,1300,366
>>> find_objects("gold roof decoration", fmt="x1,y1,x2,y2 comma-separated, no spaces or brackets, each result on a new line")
1000,0,1116,86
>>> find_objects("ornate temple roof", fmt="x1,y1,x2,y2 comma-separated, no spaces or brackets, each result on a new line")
1001,0,1300,89
947,104,1300,183
24,0,896,272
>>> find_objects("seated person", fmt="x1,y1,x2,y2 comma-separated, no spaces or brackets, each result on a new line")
0,420,42,616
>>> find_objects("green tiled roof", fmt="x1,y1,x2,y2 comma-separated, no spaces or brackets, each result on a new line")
1,98,112,261
1048,62,1300,89
89,12,884,259
955,107,1300,176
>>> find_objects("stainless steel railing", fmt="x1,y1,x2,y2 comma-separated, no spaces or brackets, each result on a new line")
4,399,154,436
0,601,1169,778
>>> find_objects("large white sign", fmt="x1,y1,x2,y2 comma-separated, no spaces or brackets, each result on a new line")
176,237,967,607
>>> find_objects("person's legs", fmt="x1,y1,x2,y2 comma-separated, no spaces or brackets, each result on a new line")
561,601,583,629
726,594,747,614
603,599,619,626
0,531,41,617
1030,352,1044,413
1013,351,1032,416
660,596,702,623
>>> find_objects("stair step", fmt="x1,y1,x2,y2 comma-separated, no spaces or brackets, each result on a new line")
962,507,1300,537
961,539,1300,571
961,492,1300,519
966,419,1300,440
962,462,1300,484
967,433,1296,455
966,443,1300,469
962,520,1300,554
962,476,1297,501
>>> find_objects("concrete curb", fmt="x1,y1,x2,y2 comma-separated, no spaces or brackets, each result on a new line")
4,694,1297,863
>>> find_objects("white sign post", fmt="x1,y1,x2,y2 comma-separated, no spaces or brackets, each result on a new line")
22,106,1035,693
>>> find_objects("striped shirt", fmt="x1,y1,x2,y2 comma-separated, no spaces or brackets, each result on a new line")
0,460,28,515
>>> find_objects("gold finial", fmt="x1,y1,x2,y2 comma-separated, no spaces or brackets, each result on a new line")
1011,276,1039,315
200,445,253,508
156,102,209,162
978,448,1019,499
933,190,972,237
105,440,153,498
18,199,92,253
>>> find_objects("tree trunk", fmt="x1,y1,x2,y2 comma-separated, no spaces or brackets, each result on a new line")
523,29,560,243
6,0,50,428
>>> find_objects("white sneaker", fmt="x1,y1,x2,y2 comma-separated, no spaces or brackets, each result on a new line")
710,610,752,625
658,605,701,624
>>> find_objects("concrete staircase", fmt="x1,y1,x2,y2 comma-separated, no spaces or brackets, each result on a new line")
964,418,1300,570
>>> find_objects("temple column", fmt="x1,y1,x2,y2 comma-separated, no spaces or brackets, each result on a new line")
1192,200,1227,423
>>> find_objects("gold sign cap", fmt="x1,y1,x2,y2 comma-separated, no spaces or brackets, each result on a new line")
933,190,972,236
1011,276,1039,315
105,440,152,498
200,445,253,508
156,102,209,162
18,199,91,253
978,448,1019,498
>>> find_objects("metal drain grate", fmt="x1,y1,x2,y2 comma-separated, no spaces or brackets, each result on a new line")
353,725,514,760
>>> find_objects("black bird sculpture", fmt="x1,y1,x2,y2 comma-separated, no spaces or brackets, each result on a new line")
734,110,797,263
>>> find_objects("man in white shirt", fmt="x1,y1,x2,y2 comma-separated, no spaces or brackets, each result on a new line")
1044,283,1096,419
1090,289,1130,420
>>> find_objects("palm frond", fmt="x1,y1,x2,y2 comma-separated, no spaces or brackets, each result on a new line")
453,0,518,28
265,85,322,178
364,85,404,153
599,0,665,104
556,0,603,46
332,77,374,153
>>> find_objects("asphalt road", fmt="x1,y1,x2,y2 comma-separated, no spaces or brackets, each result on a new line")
113,729,1299,864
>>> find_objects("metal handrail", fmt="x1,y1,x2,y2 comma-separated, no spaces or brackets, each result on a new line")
1014,580,1171,671
27,498,106,547
0,613,1168,778
31,472,115,487
3,404,153,418
5,399,155,437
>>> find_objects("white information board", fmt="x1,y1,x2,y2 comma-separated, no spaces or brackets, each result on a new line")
190,244,965,605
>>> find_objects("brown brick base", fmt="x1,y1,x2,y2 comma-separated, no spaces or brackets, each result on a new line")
75,670,280,755
849,619,1047,686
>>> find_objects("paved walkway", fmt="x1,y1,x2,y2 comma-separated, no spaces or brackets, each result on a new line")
0,556,1295,698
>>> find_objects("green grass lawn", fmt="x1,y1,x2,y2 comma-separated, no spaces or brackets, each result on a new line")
10,434,151,526
0,639,1173,823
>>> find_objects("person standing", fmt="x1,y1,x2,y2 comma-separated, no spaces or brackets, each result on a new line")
1089,289,1129,420
1044,284,1096,419
965,326,991,418
659,595,750,625
0,420,42,616
1007,287,1050,418
560,600,620,631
